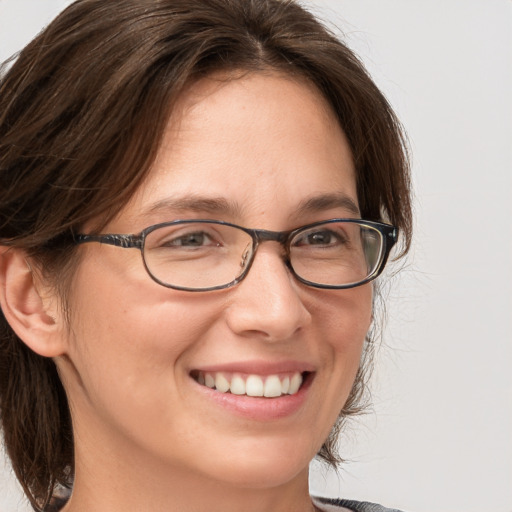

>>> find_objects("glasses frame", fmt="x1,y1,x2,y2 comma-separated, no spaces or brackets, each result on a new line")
75,218,398,292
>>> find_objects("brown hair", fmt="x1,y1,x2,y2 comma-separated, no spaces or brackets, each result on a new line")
0,0,412,509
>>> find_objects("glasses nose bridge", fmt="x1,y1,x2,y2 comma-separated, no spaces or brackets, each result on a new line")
251,228,290,254
241,228,292,286
252,228,288,244
246,228,291,269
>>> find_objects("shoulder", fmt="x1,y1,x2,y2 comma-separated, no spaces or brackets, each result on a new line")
313,496,406,512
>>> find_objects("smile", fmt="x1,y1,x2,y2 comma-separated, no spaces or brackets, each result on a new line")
192,371,306,398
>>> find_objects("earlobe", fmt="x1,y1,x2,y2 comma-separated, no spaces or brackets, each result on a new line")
0,247,67,357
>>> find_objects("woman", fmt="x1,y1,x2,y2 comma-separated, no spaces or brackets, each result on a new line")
0,0,412,511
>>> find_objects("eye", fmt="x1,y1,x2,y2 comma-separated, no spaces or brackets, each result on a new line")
164,231,218,248
157,229,222,249
147,223,226,251
293,228,347,247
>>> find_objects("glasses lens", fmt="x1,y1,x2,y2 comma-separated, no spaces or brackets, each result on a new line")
289,221,384,287
143,222,254,290
142,220,386,290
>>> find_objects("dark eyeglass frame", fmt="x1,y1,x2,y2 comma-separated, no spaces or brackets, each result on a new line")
75,218,398,292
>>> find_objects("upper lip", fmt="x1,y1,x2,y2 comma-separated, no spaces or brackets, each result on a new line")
190,360,316,375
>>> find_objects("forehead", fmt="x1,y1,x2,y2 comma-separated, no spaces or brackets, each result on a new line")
114,71,357,230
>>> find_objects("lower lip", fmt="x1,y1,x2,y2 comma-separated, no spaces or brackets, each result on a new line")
192,373,314,421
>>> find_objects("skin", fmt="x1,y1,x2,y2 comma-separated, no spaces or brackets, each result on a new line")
2,72,371,512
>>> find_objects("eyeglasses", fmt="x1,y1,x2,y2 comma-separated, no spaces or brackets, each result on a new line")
75,219,398,292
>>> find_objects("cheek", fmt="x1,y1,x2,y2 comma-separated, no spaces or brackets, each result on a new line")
312,284,372,350
63,258,223,409
314,285,373,396
293,286,372,448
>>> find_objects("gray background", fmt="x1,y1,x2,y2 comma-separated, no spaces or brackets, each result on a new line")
1,1,511,511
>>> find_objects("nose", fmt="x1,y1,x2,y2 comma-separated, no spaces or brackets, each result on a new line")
224,243,312,342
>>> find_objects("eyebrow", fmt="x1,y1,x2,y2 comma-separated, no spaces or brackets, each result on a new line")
143,195,243,219
142,192,360,221
296,193,360,217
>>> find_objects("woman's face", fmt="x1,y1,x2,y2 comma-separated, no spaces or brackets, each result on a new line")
58,72,372,490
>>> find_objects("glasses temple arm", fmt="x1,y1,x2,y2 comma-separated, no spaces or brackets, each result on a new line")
75,234,142,248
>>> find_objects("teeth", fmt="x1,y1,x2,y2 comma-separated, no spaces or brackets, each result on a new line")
264,375,282,397
246,375,264,397
215,373,230,393
281,376,290,394
205,373,215,389
288,373,302,395
197,371,304,397
230,375,246,395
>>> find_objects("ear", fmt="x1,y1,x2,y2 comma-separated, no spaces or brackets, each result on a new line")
0,247,67,357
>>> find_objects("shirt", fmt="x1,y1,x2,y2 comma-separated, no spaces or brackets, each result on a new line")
313,496,405,512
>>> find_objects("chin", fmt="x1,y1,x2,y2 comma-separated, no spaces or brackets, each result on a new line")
195,436,315,489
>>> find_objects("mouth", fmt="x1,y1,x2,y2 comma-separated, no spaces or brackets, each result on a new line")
190,370,311,398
